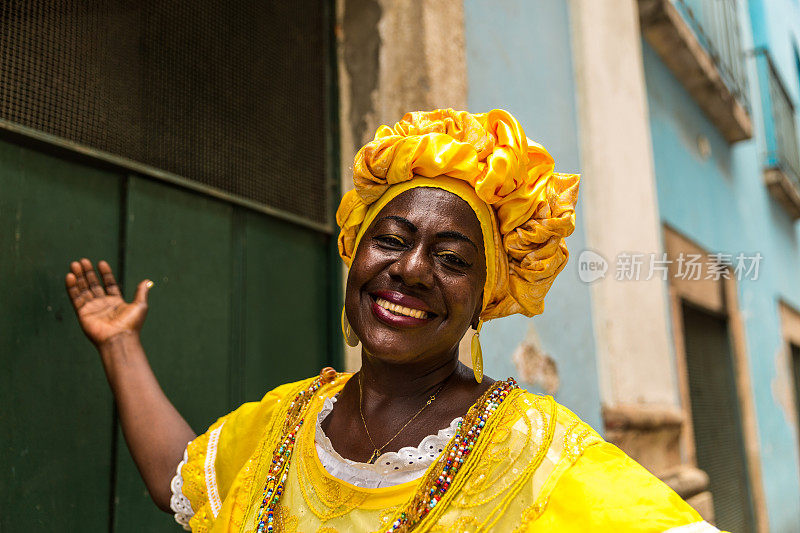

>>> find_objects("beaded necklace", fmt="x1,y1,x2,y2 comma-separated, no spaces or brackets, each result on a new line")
254,374,519,533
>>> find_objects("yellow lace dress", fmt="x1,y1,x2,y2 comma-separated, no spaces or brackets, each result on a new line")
171,373,718,532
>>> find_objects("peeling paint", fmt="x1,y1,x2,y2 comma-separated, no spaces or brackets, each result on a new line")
512,324,559,395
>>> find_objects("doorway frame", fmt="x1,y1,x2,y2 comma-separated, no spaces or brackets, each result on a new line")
663,224,768,531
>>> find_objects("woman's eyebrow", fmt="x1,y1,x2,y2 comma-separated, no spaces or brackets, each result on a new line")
378,216,478,250
378,215,417,232
436,230,478,251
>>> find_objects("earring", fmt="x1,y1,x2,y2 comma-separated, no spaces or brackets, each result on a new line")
341,307,359,347
471,320,483,384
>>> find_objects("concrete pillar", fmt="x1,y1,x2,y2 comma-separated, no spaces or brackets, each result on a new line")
569,0,678,410
567,1,699,497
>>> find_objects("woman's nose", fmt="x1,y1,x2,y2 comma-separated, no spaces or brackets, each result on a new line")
388,244,434,289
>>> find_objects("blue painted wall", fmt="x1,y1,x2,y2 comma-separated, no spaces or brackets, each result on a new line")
462,0,602,433
642,0,800,527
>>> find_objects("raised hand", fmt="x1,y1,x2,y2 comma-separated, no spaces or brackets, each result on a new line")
65,258,153,348
65,258,194,512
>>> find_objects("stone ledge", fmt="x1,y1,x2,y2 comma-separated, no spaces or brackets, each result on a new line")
764,167,800,220
603,403,684,477
637,0,752,143
603,403,683,430
660,464,710,499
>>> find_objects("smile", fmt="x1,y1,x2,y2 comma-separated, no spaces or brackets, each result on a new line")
368,290,436,327
374,297,429,319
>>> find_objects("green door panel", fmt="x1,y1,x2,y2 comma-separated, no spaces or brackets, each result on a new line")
241,211,332,402
112,175,235,532
0,140,121,531
1,143,337,532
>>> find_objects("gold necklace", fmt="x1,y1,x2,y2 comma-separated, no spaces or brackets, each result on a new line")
357,371,448,464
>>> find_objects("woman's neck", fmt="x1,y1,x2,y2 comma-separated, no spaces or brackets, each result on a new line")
357,350,460,401
320,348,494,463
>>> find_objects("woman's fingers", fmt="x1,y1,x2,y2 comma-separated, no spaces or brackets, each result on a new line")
80,258,106,298
70,260,93,301
97,260,122,297
65,272,85,310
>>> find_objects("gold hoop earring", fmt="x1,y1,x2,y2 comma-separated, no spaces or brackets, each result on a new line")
341,307,359,347
471,320,483,383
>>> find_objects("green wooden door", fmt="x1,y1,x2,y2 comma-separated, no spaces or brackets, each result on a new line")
1,0,337,529
0,141,122,531
1,140,339,532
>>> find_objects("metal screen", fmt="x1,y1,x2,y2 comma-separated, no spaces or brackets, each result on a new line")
681,303,755,533
0,1,330,225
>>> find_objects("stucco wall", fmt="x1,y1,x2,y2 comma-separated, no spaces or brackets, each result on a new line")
462,0,602,432
643,0,800,523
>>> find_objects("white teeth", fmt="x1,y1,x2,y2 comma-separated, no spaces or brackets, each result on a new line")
375,297,428,319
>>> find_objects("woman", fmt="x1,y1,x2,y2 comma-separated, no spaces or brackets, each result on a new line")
66,109,719,532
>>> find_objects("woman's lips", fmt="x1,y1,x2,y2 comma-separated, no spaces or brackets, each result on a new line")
371,290,434,314
369,290,436,327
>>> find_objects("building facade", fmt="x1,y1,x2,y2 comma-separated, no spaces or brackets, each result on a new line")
337,1,800,531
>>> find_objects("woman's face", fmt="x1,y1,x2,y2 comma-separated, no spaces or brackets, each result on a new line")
345,187,487,365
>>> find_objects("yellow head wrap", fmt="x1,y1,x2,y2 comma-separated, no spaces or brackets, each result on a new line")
336,109,580,321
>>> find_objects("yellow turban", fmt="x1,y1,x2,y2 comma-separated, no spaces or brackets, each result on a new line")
336,108,580,321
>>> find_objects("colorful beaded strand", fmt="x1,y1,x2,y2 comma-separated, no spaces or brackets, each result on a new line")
383,377,518,532
254,375,518,533
255,376,327,533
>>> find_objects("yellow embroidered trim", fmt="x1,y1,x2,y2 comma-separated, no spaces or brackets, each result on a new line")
293,384,418,518
513,405,603,530
479,395,557,531
274,504,300,532
413,388,536,531
455,400,533,507
237,377,321,531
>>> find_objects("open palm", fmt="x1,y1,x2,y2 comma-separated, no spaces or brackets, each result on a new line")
65,258,152,347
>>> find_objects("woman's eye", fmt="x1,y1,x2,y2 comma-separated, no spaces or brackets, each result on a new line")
375,234,405,247
437,252,469,268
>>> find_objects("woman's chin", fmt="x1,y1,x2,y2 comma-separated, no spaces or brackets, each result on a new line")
358,335,435,366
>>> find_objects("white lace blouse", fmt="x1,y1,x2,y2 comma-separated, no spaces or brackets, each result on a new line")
314,395,461,489
170,395,461,528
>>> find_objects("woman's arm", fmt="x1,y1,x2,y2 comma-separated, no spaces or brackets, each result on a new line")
65,258,196,512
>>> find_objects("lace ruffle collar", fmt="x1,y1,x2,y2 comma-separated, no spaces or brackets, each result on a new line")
314,395,462,487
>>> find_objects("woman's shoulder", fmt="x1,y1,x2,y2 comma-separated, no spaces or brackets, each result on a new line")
220,373,339,431
179,373,342,527
215,372,355,439
493,390,713,531
498,389,604,463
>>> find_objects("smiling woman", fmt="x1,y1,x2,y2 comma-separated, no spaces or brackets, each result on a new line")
65,109,723,532
345,186,486,367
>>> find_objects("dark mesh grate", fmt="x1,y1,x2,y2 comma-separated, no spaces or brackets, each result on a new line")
0,1,329,224
682,303,756,533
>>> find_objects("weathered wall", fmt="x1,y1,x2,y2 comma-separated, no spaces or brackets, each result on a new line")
463,0,602,431
336,0,469,370
644,0,800,527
